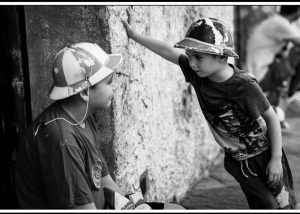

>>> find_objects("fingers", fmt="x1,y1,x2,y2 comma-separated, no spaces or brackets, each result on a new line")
126,7,135,24
126,7,133,20
272,175,280,188
127,6,134,13
123,8,133,29
267,173,275,188
267,172,283,188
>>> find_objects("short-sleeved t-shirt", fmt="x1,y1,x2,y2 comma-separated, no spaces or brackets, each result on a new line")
179,54,271,161
246,14,300,81
15,101,109,209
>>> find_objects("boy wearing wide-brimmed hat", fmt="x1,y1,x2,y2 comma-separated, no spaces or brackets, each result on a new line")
123,7,300,209
15,42,122,209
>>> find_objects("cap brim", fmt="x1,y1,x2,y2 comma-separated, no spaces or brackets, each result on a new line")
107,54,122,69
174,38,239,58
48,84,70,100
175,38,213,51
49,54,123,100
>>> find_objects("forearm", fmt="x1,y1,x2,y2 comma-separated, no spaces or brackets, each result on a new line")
130,31,180,65
101,174,125,196
265,114,283,160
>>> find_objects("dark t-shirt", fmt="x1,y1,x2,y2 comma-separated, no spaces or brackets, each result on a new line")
15,101,109,209
178,54,271,161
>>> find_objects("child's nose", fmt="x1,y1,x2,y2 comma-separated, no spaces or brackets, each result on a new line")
189,58,197,68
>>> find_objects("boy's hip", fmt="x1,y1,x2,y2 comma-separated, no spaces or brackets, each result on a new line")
225,145,270,162
224,148,297,209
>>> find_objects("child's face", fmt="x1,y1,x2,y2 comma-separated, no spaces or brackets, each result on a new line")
185,50,223,78
89,73,114,109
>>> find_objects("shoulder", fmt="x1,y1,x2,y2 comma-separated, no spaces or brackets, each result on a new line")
33,105,80,148
236,71,257,83
231,64,258,84
230,67,259,93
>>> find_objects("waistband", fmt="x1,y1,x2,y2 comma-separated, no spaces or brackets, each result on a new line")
229,146,270,161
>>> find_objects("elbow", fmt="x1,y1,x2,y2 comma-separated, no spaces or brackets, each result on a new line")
264,113,281,127
262,107,280,125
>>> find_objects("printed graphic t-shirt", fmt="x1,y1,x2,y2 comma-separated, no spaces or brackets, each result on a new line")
15,101,109,209
178,54,271,161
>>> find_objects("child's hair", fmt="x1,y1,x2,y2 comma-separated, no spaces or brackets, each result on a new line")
280,5,300,16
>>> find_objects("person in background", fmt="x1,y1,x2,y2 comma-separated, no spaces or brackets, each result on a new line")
245,5,300,129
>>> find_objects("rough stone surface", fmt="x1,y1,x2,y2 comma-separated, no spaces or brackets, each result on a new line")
107,6,234,202
24,5,235,203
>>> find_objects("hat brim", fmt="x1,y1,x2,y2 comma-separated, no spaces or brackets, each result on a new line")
174,38,239,58
49,54,123,100
107,54,122,70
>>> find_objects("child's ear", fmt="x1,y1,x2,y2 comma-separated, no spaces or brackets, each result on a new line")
79,89,89,102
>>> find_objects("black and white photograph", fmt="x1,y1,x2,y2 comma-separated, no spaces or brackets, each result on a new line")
1,2,300,211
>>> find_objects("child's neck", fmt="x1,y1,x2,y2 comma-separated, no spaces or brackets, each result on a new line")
208,63,234,83
60,99,91,124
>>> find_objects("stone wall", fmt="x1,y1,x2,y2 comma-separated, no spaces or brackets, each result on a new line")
24,5,235,203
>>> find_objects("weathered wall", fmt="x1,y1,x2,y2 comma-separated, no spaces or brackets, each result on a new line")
24,5,235,203
107,6,234,202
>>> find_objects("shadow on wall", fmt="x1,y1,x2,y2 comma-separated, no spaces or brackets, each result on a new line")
94,103,116,180
139,169,150,200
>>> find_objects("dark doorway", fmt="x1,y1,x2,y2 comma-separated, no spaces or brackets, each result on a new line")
0,6,31,209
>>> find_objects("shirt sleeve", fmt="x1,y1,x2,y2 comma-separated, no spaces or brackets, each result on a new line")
268,16,300,41
45,144,94,208
178,54,197,84
243,79,271,120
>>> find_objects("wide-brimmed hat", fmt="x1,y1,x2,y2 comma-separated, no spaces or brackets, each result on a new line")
174,17,239,58
48,42,122,100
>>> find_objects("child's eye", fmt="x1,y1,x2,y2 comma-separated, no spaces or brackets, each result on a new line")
195,55,202,60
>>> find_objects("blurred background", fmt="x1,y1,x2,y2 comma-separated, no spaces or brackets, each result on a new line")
1,5,299,209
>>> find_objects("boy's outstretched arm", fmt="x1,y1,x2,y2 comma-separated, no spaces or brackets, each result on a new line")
123,7,181,65
261,106,283,188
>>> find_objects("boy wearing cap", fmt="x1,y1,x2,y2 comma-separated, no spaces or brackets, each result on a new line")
123,7,300,209
15,42,184,210
15,42,122,209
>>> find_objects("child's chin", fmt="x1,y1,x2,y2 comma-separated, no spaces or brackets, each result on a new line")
196,73,207,78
